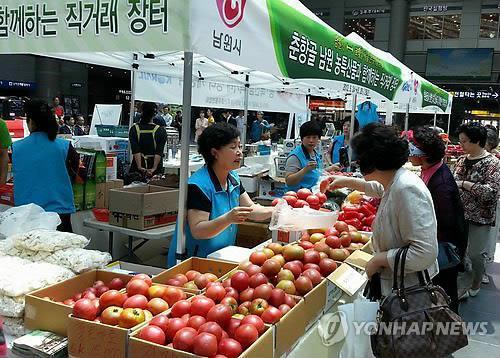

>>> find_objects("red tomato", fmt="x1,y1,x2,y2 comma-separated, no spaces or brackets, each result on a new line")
226,318,242,337
248,273,268,288
282,195,298,207
285,191,297,198
149,315,169,332
187,315,206,330
249,251,267,266
218,338,243,358
316,192,327,204
193,332,218,357
294,199,309,208
271,198,280,206
206,304,232,328
198,321,223,342
172,327,197,352
139,325,166,345
234,324,259,348
165,318,186,342
230,271,249,292
306,195,320,207
99,290,126,310
162,287,186,307
302,268,323,286
261,306,283,324
108,278,125,291
170,300,191,318
240,315,265,335
131,273,152,287
126,280,150,297
73,298,99,320
297,188,312,200
206,285,227,303
123,295,148,310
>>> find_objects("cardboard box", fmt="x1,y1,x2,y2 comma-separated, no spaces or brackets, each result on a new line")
271,230,301,244
237,221,270,248
152,257,238,293
128,320,274,358
104,261,165,276
108,185,178,230
106,153,118,181
283,139,296,154
258,175,287,199
95,180,124,209
344,249,373,272
24,270,133,337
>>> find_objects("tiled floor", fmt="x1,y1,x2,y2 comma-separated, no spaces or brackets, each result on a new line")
454,240,500,357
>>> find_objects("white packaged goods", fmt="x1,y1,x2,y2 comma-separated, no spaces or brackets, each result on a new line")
11,230,89,252
0,204,61,239
44,248,112,274
3,316,29,337
269,200,338,231
0,295,25,318
0,256,74,297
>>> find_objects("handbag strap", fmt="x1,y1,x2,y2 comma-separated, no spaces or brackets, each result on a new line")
398,246,410,292
392,247,406,291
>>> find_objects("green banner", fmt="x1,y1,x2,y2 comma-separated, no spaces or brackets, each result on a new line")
267,0,403,100
0,0,189,53
420,80,450,112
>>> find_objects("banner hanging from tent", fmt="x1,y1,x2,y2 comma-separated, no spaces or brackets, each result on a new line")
134,71,307,113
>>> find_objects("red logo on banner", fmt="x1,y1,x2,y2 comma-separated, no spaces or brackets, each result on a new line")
216,0,247,28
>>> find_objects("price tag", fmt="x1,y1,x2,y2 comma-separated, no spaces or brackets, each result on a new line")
328,263,367,296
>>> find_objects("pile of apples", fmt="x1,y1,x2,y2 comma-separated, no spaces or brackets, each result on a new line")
162,270,220,291
137,296,268,357
299,220,370,260
237,241,339,299
271,189,327,211
72,274,186,329
45,277,127,307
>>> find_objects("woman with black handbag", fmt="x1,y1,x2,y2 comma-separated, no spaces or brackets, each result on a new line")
409,127,468,313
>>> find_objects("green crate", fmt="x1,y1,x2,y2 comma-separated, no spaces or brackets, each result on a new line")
96,125,129,138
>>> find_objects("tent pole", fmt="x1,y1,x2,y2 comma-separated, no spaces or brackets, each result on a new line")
128,53,138,129
348,94,357,172
447,113,451,135
241,74,250,165
404,103,410,135
433,110,437,128
306,95,311,121
176,51,193,262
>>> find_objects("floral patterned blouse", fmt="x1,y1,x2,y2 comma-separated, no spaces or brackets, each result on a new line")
454,154,500,226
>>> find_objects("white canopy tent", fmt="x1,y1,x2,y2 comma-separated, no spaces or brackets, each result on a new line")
2,0,454,263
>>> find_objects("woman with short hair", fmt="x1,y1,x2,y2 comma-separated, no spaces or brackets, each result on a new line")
329,123,438,295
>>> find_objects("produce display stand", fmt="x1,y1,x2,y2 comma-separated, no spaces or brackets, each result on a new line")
83,218,175,261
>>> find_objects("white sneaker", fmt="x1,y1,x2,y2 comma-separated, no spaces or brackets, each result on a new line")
469,288,480,297
482,274,490,284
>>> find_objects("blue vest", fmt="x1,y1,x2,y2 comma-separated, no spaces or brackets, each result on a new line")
331,135,344,164
286,145,323,192
167,166,241,267
13,132,75,214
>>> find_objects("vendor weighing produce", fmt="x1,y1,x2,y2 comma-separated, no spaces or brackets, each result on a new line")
168,123,274,266
285,121,339,191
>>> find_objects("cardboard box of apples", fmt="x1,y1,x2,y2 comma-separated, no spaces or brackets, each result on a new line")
67,273,192,358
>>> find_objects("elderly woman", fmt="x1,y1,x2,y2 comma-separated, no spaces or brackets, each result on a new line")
454,123,500,297
409,127,468,312
329,123,438,295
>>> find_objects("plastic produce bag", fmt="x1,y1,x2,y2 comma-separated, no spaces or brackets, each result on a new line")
10,230,89,252
44,248,112,274
3,316,29,337
0,204,61,239
0,295,25,318
318,295,378,358
269,200,338,231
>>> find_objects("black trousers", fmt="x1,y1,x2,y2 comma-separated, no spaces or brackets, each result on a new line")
433,265,459,314
57,213,73,233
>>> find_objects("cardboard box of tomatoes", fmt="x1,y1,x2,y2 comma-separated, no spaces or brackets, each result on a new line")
67,274,193,358
24,270,134,337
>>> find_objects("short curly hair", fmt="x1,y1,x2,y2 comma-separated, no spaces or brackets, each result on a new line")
486,129,499,150
457,122,487,147
198,122,240,166
351,123,409,175
412,126,445,164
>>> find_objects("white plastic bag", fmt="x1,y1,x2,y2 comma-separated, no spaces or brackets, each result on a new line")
44,248,112,274
2,316,29,337
11,229,89,252
0,204,61,239
269,200,338,231
0,295,25,318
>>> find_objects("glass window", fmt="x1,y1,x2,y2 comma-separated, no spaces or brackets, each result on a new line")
408,16,425,39
480,13,499,39
442,14,461,39
344,18,375,40
424,15,444,39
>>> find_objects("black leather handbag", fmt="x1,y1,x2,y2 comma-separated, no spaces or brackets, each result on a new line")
371,247,468,357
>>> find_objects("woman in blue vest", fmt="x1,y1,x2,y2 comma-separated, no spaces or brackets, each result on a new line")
168,123,274,267
285,121,338,191
329,116,359,169
13,100,79,232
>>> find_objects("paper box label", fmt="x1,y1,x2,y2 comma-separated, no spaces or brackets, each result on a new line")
327,263,367,296
344,250,374,271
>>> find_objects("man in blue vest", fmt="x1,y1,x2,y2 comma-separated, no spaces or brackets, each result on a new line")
285,121,339,192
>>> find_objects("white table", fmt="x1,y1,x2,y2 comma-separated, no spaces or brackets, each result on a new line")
83,218,175,262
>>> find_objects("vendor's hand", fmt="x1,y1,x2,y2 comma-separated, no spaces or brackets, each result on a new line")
226,207,253,224
304,160,317,172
